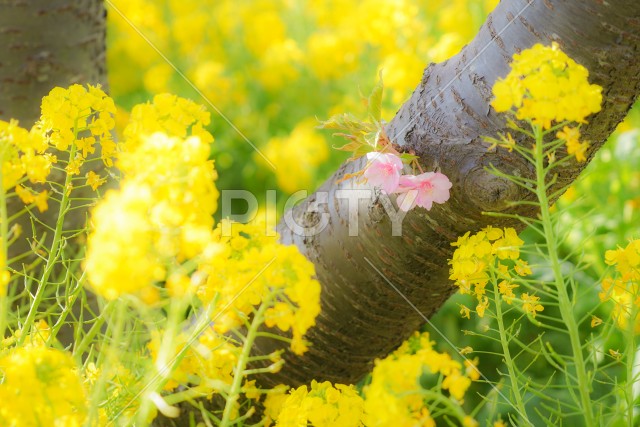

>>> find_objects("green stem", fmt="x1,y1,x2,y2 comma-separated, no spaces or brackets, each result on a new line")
0,167,9,341
164,384,223,406
624,307,637,427
220,300,270,427
74,299,113,357
492,279,531,425
88,301,127,425
17,143,78,346
47,265,84,346
136,296,189,424
420,388,467,423
533,125,595,426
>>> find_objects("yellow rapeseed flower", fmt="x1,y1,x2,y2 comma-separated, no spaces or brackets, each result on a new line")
122,93,213,154
198,221,321,355
450,227,543,319
460,304,471,319
84,182,166,301
85,132,218,301
449,227,525,300
521,293,544,317
498,280,518,304
363,332,475,426
0,346,87,426
306,31,361,80
442,369,471,400
491,43,602,129
255,39,304,91
600,239,640,332
85,170,107,191
557,126,589,162
272,380,365,427
0,120,53,190
39,84,116,166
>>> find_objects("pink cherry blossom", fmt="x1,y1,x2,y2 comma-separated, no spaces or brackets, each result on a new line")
363,152,404,194
394,172,452,211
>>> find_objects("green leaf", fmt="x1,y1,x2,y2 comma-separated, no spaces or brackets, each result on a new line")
318,113,375,134
332,133,365,152
399,152,419,164
353,144,374,157
333,141,363,152
319,74,387,157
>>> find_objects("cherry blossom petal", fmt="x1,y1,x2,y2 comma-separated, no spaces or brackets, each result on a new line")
393,172,452,211
363,152,403,194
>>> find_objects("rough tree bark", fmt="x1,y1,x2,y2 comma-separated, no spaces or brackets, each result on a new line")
0,0,106,125
251,0,640,388
0,0,107,259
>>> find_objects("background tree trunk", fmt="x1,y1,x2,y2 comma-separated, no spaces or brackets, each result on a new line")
252,0,640,388
0,0,107,125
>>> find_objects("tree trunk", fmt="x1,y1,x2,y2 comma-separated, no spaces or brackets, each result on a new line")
0,0,107,125
252,0,640,389
0,0,107,260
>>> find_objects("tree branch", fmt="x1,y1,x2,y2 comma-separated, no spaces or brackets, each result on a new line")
252,0,640,389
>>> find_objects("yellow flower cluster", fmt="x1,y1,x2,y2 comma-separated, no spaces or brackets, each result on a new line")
147,327,239,392
449,227,542,318
122,93,213,153
0,120,51,188
0,346,87,427
84,181,164,302
0,319,51,349
198,221,321,355
265,380,364,426
260,120,329,193
264,333,478,426
263,333,477,427
0,120,53,212
1,84,116,294
557,125,589,162
39,84,116,166
363,332,478,426
599,239,640,333
491,43,603,129
85,131,219,302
